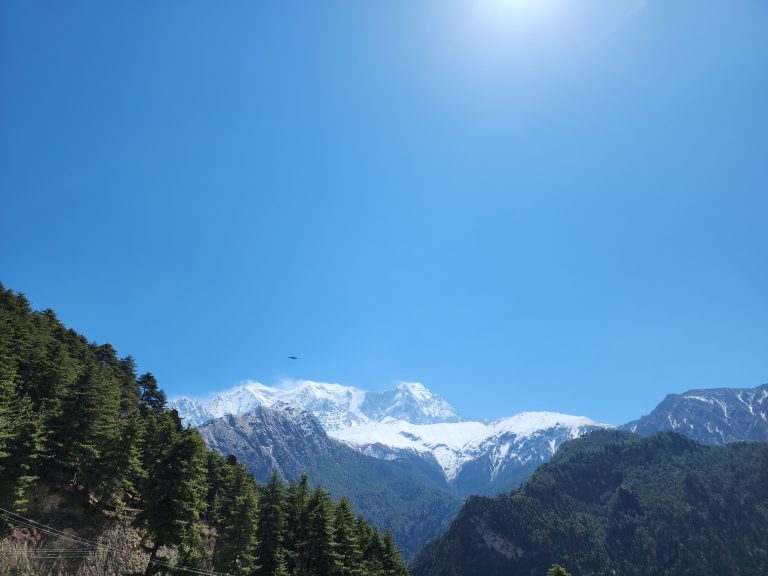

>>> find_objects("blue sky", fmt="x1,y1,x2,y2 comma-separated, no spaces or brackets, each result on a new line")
1,0,766,424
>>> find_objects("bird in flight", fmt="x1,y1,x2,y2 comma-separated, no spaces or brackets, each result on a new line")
288,356,298,360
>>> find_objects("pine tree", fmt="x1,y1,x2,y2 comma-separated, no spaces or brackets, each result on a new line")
0,391,42,512
204,451,233,524
214,463,260,576
546,565,572,576
284,473,311,576
358,516,384,576
381,530,407,576
48,362,121,487
306,487,339,576
138,372,167,414
138,427,208,575
334,497,362,576
93,414,145,505
255,470,287,576
0,302,19,464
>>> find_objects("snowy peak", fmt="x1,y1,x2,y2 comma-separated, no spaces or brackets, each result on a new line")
360,381,462,425
170,380,458,430
171,380,368,430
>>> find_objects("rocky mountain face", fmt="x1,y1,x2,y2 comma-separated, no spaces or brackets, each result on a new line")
622,382,768,444
174,381,610,496
197,404,462,559
171,380,369,429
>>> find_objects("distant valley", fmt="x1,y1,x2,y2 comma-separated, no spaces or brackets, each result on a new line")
172,379,768,558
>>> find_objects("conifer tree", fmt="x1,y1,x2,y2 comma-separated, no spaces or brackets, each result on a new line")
255,470,287,576
48,362,121,486
0,391,42,512
138,428,207,575
284,473,311,576
334,497,362,576
0,303,19,465
546,565,572,576
381,530,407,576
138,372,167,414
93,414,145,505
306,487,339,576
214,463,260,576
204,451,233,524
358,516,384,576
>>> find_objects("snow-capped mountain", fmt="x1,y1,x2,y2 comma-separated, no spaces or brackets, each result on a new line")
197,404,463,558
171,380,459,429
329,412,610,493
622,382,768,444
360,382,464,424
173,379,610,494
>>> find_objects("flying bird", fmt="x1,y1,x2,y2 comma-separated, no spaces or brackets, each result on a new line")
288,356,298,360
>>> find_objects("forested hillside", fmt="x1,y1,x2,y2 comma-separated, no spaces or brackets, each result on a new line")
200,408,462,559
410,430,768,576
0,283,408,576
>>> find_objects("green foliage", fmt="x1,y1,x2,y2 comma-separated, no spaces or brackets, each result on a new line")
138,427,208,552
411,430,768,576
335,497,363,576
213,462,260,575
0,282,408,575
306,487,338,576
0,391,41,512
546,565,571,576
255,470,288,576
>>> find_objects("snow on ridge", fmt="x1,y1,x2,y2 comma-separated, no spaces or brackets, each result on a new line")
684,395,716,404
171,379,461,430
329,412,612,481
488,411,603,438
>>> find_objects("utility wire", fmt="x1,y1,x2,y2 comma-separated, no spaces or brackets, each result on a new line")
0,507,232,576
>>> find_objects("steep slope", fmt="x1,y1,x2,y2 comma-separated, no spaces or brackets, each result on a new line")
0,283,405,576
176,381,610,496
330,412,610,495
410,430,768,576
623,382,768,444
198,404,463,558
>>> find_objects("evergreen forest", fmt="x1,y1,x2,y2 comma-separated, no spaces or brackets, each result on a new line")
0,283,408,576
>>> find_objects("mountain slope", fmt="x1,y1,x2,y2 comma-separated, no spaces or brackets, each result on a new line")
175,381,610,496
198,404,463,558
623,382,768,444
330,412,610,496
410,430,768,576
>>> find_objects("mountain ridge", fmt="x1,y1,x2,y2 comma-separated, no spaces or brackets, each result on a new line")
197,404,463,558
172,380,461,429
410,430,768,576
622,382,768,444
172,381,612,493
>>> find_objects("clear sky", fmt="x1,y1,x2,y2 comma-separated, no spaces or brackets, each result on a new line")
2,0,766,425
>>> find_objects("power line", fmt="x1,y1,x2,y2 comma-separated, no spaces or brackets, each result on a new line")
0,507,232,576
